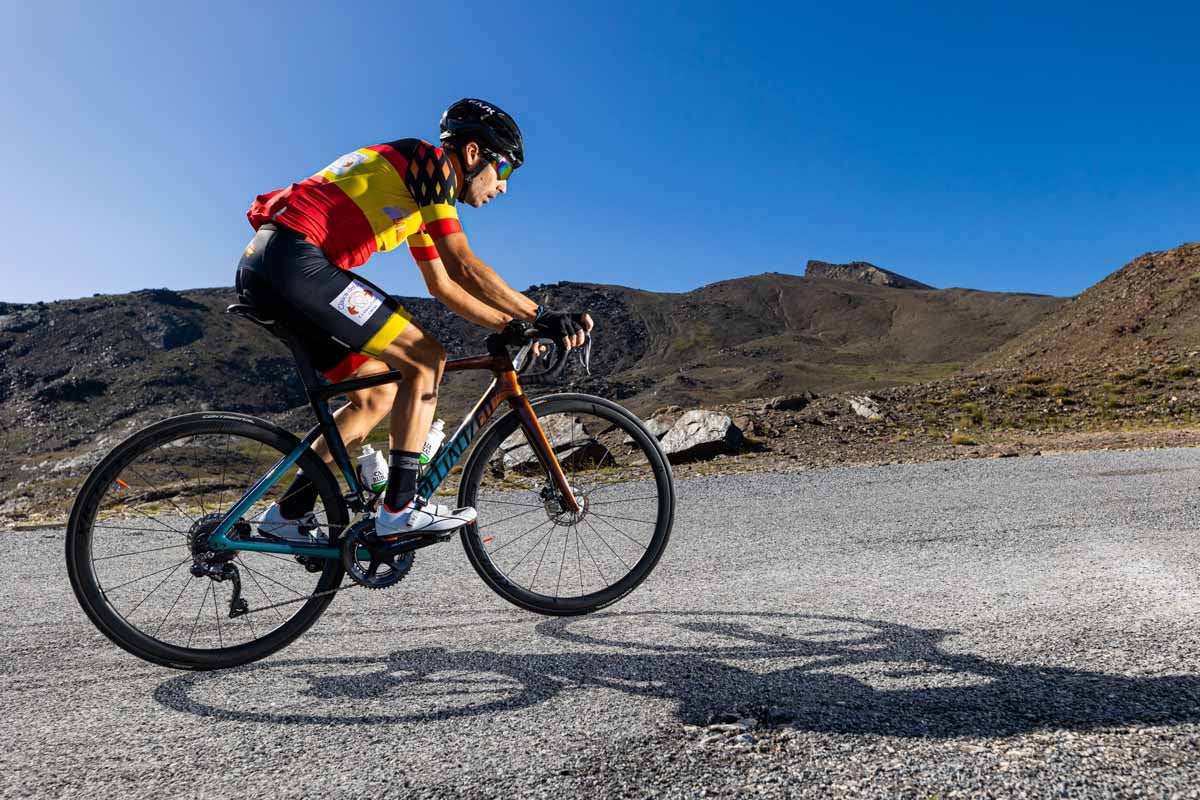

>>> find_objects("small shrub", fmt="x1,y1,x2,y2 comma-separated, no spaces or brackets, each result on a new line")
1111,370,1136,381
1021,374,1048,385
957,401,985,428
950,431,976,445
1047,384,1071,397
947,389,967,402
1133,375,1153,387
1167,365,1195,379
1006,383,1048,399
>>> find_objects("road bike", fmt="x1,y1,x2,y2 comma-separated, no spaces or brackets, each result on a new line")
65,304,675,670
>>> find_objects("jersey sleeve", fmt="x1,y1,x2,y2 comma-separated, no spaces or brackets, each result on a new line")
402,143,463,242
405,226,440,263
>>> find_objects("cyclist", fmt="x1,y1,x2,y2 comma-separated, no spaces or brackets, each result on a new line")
235,98,593,540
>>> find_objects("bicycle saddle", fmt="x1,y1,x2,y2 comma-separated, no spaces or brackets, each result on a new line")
226,303,280,336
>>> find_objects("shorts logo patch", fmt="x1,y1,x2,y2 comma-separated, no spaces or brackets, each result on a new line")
330,281,383,326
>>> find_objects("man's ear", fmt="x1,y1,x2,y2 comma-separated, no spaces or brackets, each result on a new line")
461,140,480,166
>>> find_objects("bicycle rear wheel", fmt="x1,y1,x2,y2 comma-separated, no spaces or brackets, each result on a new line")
458,393,674,615
66,412,348,670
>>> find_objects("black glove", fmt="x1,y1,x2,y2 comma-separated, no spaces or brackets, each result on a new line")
499,319,534,346
534,310,586,344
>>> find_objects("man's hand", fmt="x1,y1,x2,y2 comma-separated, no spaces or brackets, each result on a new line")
534,311,594,353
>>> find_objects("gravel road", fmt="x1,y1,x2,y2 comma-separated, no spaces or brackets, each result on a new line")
5,449,1200,799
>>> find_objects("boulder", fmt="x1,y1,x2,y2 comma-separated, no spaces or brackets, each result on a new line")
624,413,676,445
0,310,43,334
848,395,884,421
660,410,743,462
765,392,814,411
498,413,610,471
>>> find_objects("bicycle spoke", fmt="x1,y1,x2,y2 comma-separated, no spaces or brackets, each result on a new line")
188,581,210,648
154,572,195,638
236,561,309,598
94,543,187,561
487,517,555,555
102,558,193,593
93,524,190,536
589,510,657,527
583,517,630,570
575,524,584,595
591,511,650,550
506,523,556,575
212,581,223,648
475,496,543,509
127,464,199,528
238,557,287,622
106,504,189,537
125,559,189,619
217,434,231,515
555,521,570,598
528,525,559,592
480,505,545,528
577,522,608,585
189,434,211,517
586,496,660,506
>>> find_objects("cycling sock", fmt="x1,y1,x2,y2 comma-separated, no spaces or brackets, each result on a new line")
278,471,318,518
383,450,421,513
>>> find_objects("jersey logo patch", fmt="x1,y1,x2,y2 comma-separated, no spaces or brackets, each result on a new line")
330,281,383,325
382,205,413,228
325,151,368,176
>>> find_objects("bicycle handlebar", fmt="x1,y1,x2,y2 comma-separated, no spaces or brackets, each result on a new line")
486,329,593,387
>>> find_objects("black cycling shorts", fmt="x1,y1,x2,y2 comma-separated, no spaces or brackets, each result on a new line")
235,223,412,380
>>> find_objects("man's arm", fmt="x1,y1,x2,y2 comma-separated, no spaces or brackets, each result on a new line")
435,232,540,321
414,256,512,331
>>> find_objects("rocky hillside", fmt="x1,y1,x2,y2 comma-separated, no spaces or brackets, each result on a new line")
804,260,934,290
0,272,1066,521
977,242,1200,370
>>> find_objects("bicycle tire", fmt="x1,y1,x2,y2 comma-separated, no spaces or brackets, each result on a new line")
66,412,348,670
458,393,674,615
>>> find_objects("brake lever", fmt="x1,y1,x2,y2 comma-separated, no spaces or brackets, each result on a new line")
576,332,592,376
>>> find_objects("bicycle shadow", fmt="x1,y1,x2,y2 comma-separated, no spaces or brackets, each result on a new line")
153,610,1200,736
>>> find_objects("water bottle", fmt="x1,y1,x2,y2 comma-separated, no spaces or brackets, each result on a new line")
420,419,446,465
357,444,388,493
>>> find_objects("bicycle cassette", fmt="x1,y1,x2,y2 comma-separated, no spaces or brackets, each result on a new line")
341,518,415,589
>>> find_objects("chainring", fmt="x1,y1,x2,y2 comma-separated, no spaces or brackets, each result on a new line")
340,518,415,589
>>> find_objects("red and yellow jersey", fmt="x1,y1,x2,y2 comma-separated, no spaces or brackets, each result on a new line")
247,139,462,269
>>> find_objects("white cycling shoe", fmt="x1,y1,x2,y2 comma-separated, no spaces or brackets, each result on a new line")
376,497,477,539
254,503,321,542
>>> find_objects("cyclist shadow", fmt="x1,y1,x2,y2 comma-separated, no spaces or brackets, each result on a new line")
153,610,1200,736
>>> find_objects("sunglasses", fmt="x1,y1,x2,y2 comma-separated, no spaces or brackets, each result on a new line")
492,156,514,181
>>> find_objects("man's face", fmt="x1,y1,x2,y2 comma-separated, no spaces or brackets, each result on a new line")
460,143,509,208
463,161,507,208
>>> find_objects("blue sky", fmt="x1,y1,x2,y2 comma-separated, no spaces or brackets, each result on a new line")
2,0,1197,304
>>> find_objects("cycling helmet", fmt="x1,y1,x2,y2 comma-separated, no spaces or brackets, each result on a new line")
439,98,524,169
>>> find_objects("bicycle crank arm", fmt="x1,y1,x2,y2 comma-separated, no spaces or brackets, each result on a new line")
379,531,454,558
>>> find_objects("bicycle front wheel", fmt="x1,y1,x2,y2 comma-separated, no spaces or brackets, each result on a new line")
458,393,674,615
66,412,348,670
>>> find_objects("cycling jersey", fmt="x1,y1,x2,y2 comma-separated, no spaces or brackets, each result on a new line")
247,139,462,269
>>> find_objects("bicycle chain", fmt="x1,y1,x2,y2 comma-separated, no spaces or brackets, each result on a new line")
233,580,364,617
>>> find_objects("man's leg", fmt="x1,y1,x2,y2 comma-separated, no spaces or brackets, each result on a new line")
372,321,446,513
277,358,396,518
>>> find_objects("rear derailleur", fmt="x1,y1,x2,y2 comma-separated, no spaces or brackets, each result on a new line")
190,560,249,618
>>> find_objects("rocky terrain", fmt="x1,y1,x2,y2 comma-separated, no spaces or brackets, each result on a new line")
979,242,1200,370
0,262,1069,524
804,259,935,290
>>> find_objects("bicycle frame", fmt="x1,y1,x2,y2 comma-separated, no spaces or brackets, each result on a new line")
204,342,579,561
